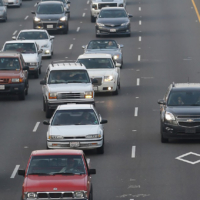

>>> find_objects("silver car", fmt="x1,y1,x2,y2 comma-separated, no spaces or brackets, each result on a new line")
82,39,124,68
0,0,7,22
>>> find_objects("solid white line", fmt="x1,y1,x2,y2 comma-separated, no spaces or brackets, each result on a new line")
33,122,40,132
69,44,73,49
139,20,142,25
131,146,136,158
77,27,80,32
87,0,89,4
83,13,86,17
10,165,20,178
134,107,138,116
138,55,141,61
139,7,141,11
137,78,140,86
24,16,29,20
139,36,142,41
13,30,17,35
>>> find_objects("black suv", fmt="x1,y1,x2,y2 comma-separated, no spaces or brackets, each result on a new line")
31,1,69,34
158,83,200,143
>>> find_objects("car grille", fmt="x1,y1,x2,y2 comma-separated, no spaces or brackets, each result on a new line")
98,3,117,9
105,24,120,27
179,122,200,127
57,93,84,99
63,136,85,139
37,192,73,199
92,77,102,86
177,115,200,118
0,79,9,83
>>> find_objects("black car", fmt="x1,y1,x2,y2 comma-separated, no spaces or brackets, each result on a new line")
95,7,132,37
158,83,200,143
31,1,69,34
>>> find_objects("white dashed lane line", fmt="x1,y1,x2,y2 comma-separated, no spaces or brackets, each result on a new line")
24,16,29,20
87,0,89,4
69,44,73,49
139,20,142,25
13,30,17,35
139,7,141,11
33,122,40,132
131,146,136,158
10,165,20,178
77,27,80,32
137,78,140,86
138,55,141,61
139,36,142,41
134,107,138,117
82,13,86,17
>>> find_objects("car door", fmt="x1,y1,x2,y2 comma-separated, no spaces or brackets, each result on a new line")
20,55,28,79
112,58,120,80
48,32,54,52
36,43,42,66
43,68,50,99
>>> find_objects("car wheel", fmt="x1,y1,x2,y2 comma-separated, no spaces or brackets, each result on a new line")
68,12,70,19
43,97,46,111
25,82,28,95
63,25,68,34
39,67,41,74
113,84,119,95
45,102,52,118
121,60,123,68
96,139,104,154
160,123,168,143
91,15,95,23
89,185,93,200
19,90,25,100
35,69,39,79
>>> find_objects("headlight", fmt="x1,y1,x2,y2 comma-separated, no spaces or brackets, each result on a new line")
49,135,63,139
85,91,93,99
48,92,57,99
30,62,37,66
113,54,120,60
104,75,114,82
165,112,175,121
60,16,66,21
0,11,4,15
86,134,101,139
121,22,129,26
119,3,124,7
74,191,87,198
34,17,41,22
12,78,23,83
27,192,37,198
42,44,49,48
97,23,104,27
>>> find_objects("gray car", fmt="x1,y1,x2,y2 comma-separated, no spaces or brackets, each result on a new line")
82,39,124,68
0,0,7,22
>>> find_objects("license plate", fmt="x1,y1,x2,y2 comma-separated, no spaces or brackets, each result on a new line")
47,25,53,29
110,29,116,32
93,86,97,91
185,128,196,134
0,85,5,90
70,142,80,147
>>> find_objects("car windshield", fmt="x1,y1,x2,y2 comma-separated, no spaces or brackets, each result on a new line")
87,40,118,50
78,58,114,69
52,109,99,125
0,0,3,6
4,43,36,53
48,70,90,84
27,155,86,175
18,31,48,40
37,4,64,14
42,0,65,3
99,10,127,18
0,58,20,70
167,91,200,106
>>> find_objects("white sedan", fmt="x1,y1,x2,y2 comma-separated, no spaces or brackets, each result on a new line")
4,0,22,7
12,29,54,58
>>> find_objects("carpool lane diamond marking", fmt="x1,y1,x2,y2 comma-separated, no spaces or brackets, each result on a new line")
176,152,200,164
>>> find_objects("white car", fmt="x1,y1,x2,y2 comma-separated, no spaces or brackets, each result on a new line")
77,53,120,95
4,0,22,7
43,104,107,154
12,29,54,58
2,40,43,78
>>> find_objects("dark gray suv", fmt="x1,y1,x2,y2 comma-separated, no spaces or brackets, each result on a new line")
31,1,69,34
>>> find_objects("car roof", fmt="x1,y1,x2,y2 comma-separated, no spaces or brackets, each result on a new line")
57,104,94,110
19,29,48,33
48,63,87,71
78,53,112,59
101,7,125,10
171,83,200,90
4,40,36,44
92,0,122,2
0,51,21,57
38,1,63,5
31,149,84,156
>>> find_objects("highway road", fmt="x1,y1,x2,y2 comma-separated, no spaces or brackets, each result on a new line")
1,0,200,199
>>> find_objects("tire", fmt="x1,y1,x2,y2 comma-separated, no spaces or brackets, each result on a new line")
68,12,70,19
113,84,119,95
89,185,93,200
43,97,46,111
35,69,39,79
45,102,52,118
121,60,123,68
25,82,28,95
19,90,25,100
91,15,95,23
39,67,41,74
63,25,68,34
160,123,168,143
96,139,104,154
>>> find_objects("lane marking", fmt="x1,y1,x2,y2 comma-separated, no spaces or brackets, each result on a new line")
13,30,17,35
82,13,86,17
33,122,40,132
87,0,89,4
24,16,29,20
139,7,141,11
139,20,142,25
131,146,136,158
176,152,200,164
10,165,20,178
191,0,200,22
77,27,80,32
138,55,141,61
139,36,142,41
69,44,73,49
137,78,140,86
134,107,138,117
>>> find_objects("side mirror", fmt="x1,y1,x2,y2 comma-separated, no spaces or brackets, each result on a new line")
119,44,124,48
67,1,70,4
38,49,43,54
31,11,35,14
115,62,121,68
92,79,98,84
100,119,107,124
40,79,46,85
18,169,25,176
128,14,133,18
88,169,96,175
37,1,39,4
65,10,70,14
43,120,50,125
23,66,29,71
50,36,55,40
92,4,97,9
82,45,86,49
158,99,166,105
12,36,16,40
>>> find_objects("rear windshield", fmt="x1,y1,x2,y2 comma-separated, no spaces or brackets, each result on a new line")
87,40,118,49
4,43,36,53
37,4,64,14
0,58,20,70
18,31,48,40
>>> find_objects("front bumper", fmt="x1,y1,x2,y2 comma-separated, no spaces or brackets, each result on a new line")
96,25,131,36
93,81,117,93
0,83,25,95
0,14,6,20
162,122,200,140
47,139,103,149
41,48,51,57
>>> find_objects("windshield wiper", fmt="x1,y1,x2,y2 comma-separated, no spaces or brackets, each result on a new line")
52,172,83,175
28,173,50,175
67,81,86,83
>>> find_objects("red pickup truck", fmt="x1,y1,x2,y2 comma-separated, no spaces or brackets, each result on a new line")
18,149,96,200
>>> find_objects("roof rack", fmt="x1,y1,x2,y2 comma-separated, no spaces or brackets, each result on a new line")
51,60,82,67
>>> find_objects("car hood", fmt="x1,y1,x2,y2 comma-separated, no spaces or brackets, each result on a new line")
34,40,49,48
0,70,22,78
87,69,116,77
50,125,101,136
22,54,38,63
48,83,92,93
167,106,200,116
97,18,129,25
0,7,5,11
85,49,120,56
36,13,64,21
24,174,87,192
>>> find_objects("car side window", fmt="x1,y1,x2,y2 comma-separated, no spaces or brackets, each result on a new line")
164,86,171,101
